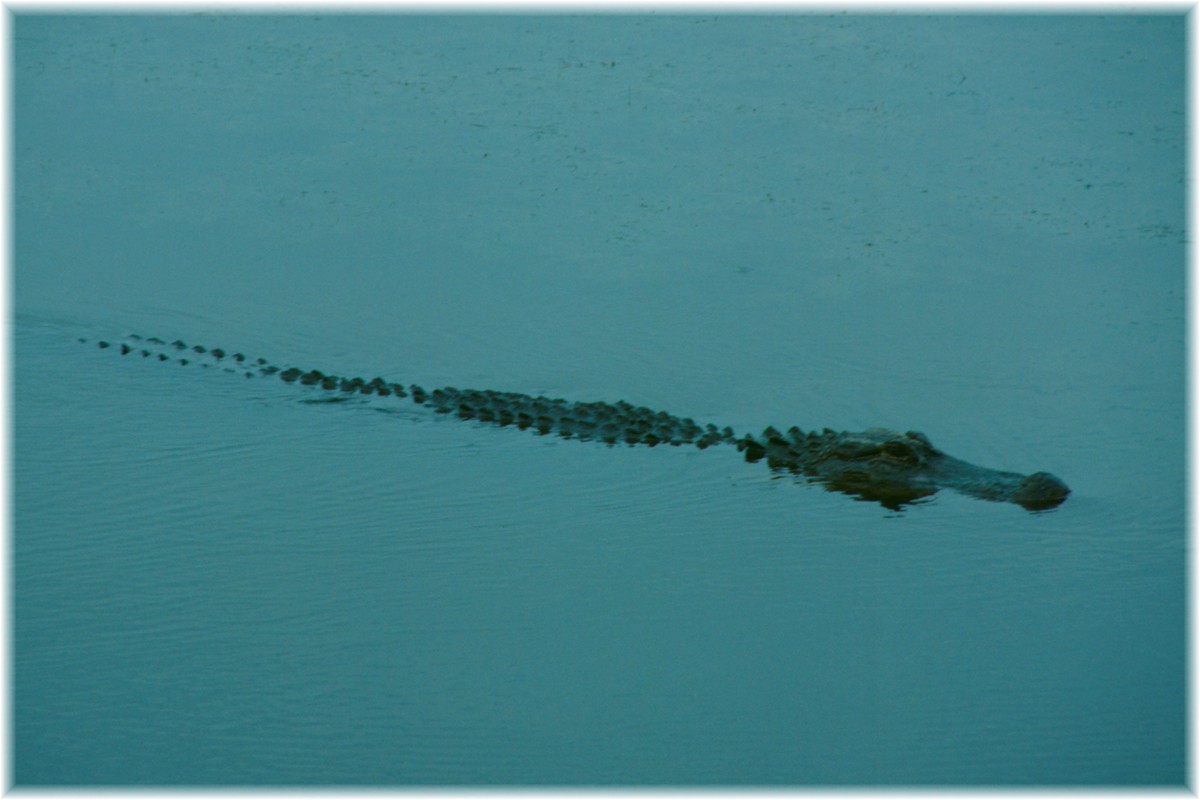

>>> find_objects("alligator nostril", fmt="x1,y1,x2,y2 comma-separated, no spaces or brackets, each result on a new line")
1013,472,1071,509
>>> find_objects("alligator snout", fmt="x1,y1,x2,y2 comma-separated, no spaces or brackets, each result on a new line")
1012,471,1071,510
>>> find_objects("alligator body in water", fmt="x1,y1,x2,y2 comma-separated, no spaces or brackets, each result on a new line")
86,334,1070,511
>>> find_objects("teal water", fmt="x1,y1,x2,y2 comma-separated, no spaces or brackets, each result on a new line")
13,14,1185,785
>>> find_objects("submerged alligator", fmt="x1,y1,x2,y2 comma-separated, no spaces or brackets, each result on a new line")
85,334,1070,511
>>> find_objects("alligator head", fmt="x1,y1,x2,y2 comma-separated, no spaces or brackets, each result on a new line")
741,426,1070,511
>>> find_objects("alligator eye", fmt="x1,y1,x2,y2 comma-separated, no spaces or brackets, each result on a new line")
832,442,876,459
882,441,917,461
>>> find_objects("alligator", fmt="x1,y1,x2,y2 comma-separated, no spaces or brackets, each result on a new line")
84,334,1071,511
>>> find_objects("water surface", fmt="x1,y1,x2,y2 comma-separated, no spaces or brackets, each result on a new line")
13,14,1185,785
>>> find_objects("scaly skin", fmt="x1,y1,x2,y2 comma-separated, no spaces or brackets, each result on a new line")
86,334,1070,511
